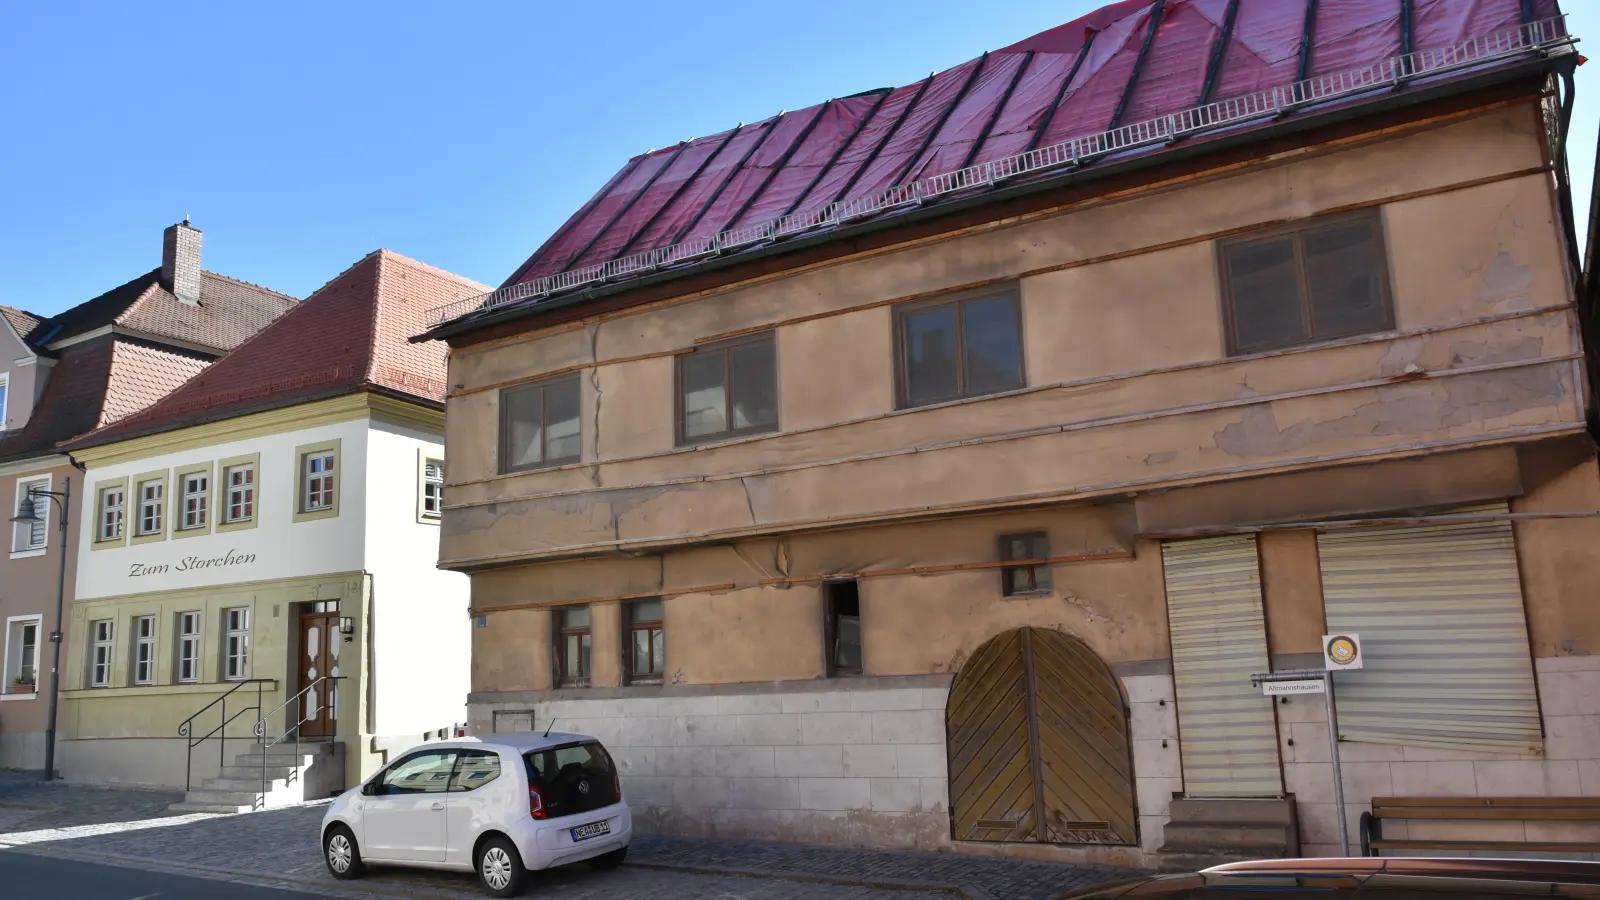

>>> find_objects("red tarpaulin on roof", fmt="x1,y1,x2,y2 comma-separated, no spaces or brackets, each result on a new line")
505,0,1565,290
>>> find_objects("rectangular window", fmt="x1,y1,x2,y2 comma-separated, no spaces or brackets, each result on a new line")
824,580,862,677
177,612,201,683
422,459,444,519
1220,210,1394,354
303,452,335,511
132,615,155,685
180,472,208,530
0,373,7,431
224,465,255,523
896,290,1024,409
1000,531,1052,596
5,618,40,693
90,619,114,688
137,479,164,536
625,599,665,684
224,608,250,680
678,333,779,443
11,477,48,552
500,375,581,473
554,606,592,687
97,486,124,542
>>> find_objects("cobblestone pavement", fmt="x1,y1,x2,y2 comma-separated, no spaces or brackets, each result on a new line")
0,775,1140,899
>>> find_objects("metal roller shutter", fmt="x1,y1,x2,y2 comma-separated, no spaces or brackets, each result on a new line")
1317,503,1543,755
1162,536,1283,798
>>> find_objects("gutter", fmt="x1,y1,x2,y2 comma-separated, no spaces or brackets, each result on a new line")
417,54,1566,345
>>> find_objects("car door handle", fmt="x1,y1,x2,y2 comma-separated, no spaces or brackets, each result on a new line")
431,801,444,811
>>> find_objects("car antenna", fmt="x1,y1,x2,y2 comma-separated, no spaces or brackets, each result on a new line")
543,718,557,737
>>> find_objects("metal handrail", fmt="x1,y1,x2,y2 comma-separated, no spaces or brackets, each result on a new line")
252,675,344,810
425,14,1575,328
177,678,272,791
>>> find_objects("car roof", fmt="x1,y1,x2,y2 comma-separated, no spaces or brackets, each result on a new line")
427,731,599,753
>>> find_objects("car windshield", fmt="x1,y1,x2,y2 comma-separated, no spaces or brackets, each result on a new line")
523,741,618,818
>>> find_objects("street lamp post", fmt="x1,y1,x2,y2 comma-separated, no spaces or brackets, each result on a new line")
11,477,70,781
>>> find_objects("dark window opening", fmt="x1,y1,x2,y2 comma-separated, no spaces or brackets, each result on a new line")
1000,532,1052,596
896,291,1024,409
500,375,582,473
825,580,862,677
1221,211,1394,355
554,606,592,688
678,333,778,443
625,598,665,684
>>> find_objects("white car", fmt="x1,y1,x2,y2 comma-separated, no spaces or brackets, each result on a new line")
320,731,632,897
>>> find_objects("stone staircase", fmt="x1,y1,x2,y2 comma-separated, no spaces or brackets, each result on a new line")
1158,797,1301,872
169,740,343,813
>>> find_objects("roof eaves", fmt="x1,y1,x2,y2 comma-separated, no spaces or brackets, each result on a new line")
60,381,366,453
416,56,1564,346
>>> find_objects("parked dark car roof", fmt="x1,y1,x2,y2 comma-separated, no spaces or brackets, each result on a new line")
1065,858,1600,898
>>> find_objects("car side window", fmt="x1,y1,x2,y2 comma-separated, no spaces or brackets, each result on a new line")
449,749,502,793
380,750,458,794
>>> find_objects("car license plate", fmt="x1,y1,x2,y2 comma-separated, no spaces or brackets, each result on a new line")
571,820,611,842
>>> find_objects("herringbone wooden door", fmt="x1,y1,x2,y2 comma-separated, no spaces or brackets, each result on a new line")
947,627,1136,845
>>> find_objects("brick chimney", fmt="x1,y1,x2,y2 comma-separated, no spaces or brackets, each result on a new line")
161,219,203,305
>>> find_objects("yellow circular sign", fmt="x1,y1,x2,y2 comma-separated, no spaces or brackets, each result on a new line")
1327,635,1358,666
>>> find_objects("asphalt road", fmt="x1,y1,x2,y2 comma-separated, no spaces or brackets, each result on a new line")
0,850,337,899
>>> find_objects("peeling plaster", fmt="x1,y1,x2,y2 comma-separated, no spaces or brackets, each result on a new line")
1063,592,1113,625
1477,251,1535,311
1450,336,1544,367
1379,338,1424,375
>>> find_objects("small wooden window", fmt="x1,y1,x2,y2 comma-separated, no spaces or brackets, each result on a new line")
421,459,444,519
90,619,114,687
137,480,164,535
678,333,778,443
896,290,1024,409
824,580,862,677
1220,210,1394,354
177,612,201,683
181,472,209,529
625,599,665,684
1000,532,1052,596
224,607,250,680
132,615,156,685
224,465,255,523
500,375,581,472
554,606,591,687
303,453,335,512
97,486,124,542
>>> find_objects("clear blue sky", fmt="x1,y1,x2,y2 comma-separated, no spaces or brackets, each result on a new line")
2,1,1596,316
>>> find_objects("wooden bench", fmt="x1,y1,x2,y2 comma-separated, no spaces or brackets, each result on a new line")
1361,796,1600,856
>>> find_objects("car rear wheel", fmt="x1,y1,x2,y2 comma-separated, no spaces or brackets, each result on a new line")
477,835,528,897
588,846,628,870
324,824,365,880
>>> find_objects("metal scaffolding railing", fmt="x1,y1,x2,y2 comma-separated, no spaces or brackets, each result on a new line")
427,15,1573,329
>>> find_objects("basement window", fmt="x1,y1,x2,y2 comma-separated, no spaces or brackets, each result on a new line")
824,580,862,677
1220,209,1394,354
1000,532,1052,597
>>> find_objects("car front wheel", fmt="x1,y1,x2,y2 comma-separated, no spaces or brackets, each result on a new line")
324,824,365,880
477,835,528,897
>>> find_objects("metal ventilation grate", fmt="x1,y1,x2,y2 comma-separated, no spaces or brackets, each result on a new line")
428,15,1573,329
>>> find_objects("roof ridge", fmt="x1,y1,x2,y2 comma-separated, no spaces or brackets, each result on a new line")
364,252,392,386
200,268,300,302
111,280,170,329
372,248,491,293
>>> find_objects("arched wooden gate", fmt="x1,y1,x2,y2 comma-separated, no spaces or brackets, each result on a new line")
946,627,1136,845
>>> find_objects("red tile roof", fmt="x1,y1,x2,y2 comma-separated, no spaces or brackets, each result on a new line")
1,305,43,342
65,251,488,450
30,269,298,354
432,0,1566,333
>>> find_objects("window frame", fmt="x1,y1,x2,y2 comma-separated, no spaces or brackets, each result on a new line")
1217,209,1397,356
176,611,202,684
418,451,444,523
172,462,213,539
218,453,260,533
129,471,167,546
893,286,1027,410
3,614,42,695
0,371,7,432
498,374,582,474
823,580,863,678
623,598,666,685
132,614,156,686
999,531,1053,597
674,331,780,445
293,440,341,523
11,474,50,557
223,607,250,681
92,479,128,548
553,606,592,688
89,619,114,688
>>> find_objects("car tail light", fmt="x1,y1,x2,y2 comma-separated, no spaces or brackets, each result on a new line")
612,767,621,800
529,783,548,820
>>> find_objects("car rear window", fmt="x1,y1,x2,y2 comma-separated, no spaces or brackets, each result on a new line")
523,741,618,818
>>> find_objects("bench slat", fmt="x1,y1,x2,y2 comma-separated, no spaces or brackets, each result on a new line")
1371,839,1600,852
1372,796,1600,809
1372,807,1600,821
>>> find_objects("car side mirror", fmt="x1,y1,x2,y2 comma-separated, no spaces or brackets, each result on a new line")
361,781,383,796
